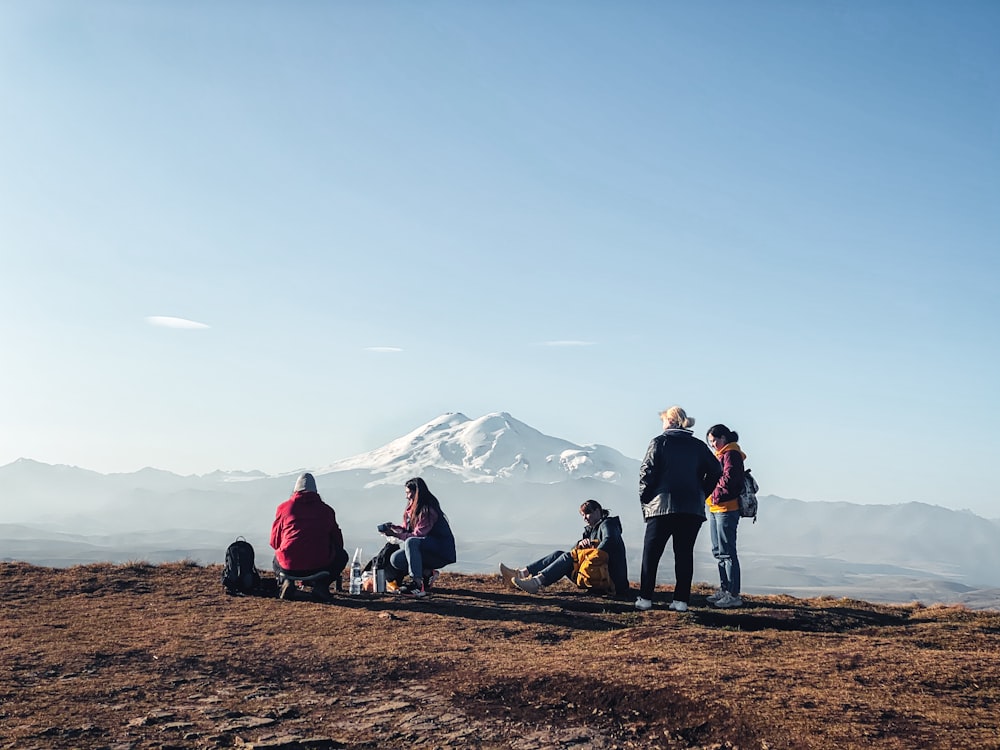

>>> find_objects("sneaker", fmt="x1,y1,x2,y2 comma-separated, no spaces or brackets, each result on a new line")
634,596,653,611
706,589,725,604
398,579,426,597
422,569,440,591
668,600,689,612
513,575,542,594
279,580,296,600
498,563,520,589
713,592,743,608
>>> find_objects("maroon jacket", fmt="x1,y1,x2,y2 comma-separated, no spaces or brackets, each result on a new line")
707,443,746,513
270,491,344,571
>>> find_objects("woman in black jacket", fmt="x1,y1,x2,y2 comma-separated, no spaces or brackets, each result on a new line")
636,406,721,612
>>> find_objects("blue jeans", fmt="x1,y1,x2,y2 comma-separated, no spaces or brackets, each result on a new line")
709,510,741,596
389,536,451,580
526,550,574,586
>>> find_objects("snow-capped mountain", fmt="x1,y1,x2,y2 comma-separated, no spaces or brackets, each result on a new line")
317,412,639,487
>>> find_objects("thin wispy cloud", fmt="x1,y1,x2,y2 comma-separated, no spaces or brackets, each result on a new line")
537,340,596,347
365,346,404,353
145,316,210,330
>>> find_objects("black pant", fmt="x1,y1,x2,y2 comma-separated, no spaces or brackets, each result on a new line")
639,514,704,603
273,547,349,589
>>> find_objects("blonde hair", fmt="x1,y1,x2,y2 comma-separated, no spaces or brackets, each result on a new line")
659,405,695,429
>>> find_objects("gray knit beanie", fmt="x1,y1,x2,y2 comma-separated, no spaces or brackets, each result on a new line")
293,472,317,494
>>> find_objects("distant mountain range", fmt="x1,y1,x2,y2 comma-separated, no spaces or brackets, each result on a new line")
2,411,999,609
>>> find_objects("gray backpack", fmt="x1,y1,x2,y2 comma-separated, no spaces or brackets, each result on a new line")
740,470,759,523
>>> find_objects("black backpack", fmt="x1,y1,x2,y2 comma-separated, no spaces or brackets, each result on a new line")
363,541,400,573
222,537,262,595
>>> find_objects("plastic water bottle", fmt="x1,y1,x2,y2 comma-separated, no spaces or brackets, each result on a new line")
349,547,363,595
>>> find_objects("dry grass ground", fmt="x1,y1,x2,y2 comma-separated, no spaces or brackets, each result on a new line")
1,562,999,750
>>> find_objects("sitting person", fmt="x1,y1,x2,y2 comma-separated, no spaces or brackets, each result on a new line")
380,477,456,597
270,472,348,602
499,499,630,597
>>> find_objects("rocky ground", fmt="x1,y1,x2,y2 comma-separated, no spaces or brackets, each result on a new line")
2,562,999,749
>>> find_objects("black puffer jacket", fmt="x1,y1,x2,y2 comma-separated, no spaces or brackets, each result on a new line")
639,428,722,520
582,512,629,596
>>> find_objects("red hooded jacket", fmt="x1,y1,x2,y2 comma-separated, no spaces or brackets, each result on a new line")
270,491,344,571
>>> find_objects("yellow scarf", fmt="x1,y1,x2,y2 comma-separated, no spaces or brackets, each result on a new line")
715,442,747,461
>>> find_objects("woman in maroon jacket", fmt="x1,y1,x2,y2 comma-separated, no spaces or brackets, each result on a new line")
270,472,348,601
705,424,747,609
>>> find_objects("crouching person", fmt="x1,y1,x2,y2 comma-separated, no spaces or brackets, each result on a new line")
381,477,457,597
270,472,348,602
500,499,630,597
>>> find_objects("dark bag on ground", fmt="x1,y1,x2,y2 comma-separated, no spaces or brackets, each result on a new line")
222,537,262,595
363,541,400,573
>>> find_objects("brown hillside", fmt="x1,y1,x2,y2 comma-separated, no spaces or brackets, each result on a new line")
1,562,998,750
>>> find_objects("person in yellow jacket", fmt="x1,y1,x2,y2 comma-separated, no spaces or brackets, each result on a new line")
706,424,747,609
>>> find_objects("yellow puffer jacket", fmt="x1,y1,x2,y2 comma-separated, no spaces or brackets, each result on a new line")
570,547,614,594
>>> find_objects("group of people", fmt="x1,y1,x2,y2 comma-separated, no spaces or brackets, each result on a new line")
270,405,748,611
635,405,747,611
499,406,747,611
270,475,456,600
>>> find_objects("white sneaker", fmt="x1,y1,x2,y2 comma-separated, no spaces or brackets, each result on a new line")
713,592,743,608
668,600,689,612
513,575,542,594
498,563,520,589
634,596,653,611
706,589,725,604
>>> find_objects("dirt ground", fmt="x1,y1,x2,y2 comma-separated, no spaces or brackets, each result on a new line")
1,562,999,749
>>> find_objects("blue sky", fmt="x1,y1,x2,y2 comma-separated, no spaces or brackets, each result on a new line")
1,2,998,515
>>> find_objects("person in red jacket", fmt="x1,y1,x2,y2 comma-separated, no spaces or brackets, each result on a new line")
270,472,348,601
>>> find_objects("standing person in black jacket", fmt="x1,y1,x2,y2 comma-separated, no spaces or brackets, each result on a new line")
636,406,722,612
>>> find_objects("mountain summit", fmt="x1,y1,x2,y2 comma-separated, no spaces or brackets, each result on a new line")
318,411,638,487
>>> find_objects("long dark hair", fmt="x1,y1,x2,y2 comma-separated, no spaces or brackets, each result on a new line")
706,424,739,443
404,477,446,530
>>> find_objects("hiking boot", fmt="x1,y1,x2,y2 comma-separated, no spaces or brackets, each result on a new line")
498,563,520,589
513,575,542,594
312,585,332,603
398,578,426,597
668,600,689,612
706,588,725,604
634,596,653,611
713,592,743,608
279,580,296,600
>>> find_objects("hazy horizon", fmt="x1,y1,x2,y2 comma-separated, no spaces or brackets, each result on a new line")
3,409,999,520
